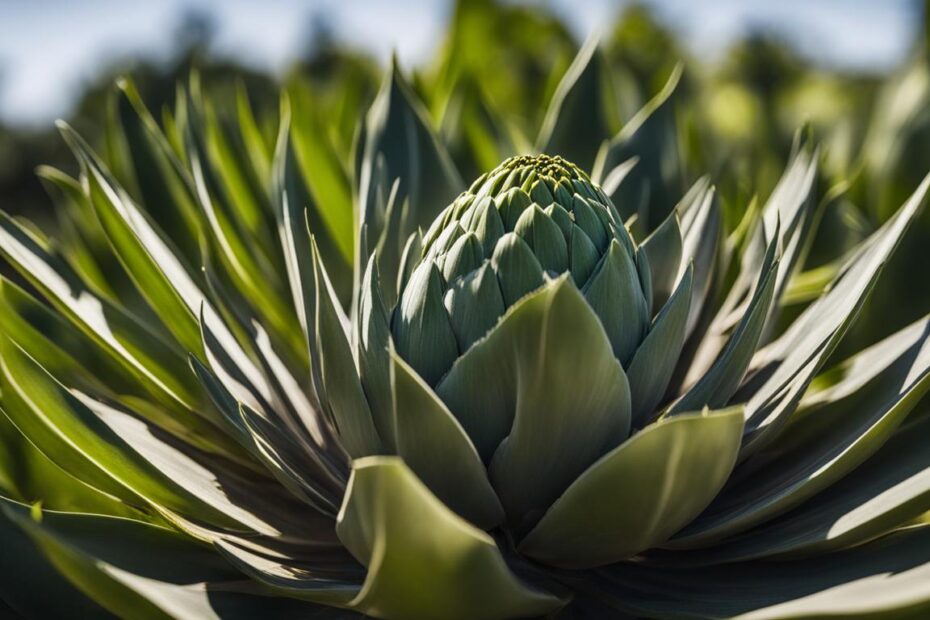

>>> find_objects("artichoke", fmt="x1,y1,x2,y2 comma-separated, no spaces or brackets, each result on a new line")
3,51,930,620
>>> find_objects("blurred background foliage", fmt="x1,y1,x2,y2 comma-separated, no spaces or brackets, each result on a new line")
2,0,930,355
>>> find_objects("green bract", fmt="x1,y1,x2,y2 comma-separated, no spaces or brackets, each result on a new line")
3,44,930,620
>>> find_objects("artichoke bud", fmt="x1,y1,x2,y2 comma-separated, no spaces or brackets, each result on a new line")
396,155,649,375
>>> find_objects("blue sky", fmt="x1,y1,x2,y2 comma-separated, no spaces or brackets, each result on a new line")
0,0,919,127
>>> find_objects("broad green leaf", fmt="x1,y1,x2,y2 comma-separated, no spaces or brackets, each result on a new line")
0,211,203,417
0,411,144,520
390,350,504,529
687,414,930,563
1,339,276,535
309,239,382,458
336,457,563,619
670,236,779,414
673,311,930,548
520,407,743,568
438,276,630,523
63,125,206,358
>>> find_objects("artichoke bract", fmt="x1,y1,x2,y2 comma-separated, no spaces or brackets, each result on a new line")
4,48,930,620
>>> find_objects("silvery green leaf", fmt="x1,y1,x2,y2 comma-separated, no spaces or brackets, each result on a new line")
446,276,630,523
272,103,352,307
336,458,563,619
61,124,206,360
390,350,504,529
682,413,930,564
742,173,930,456
757,147,819,334
676,178,721,337
674,307,930,548
368,174,408,308
309,239,382,457
0,338,276,534
356,256,395,451
519,407,743,568
112,79,203,265
670,234,779,415
595,526,930,619
628,264,693,426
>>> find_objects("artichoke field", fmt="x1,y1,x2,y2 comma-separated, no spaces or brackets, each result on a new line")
4,40,930,620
